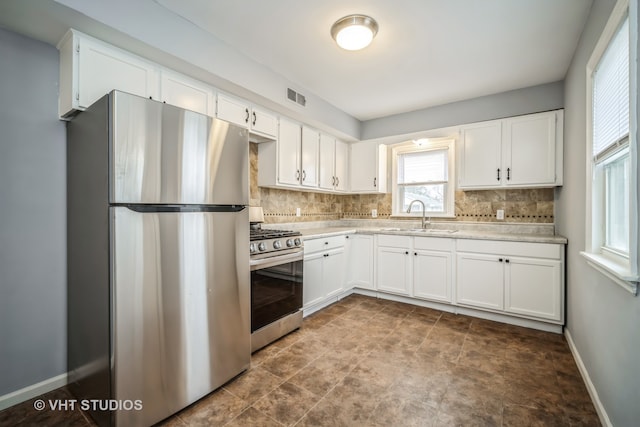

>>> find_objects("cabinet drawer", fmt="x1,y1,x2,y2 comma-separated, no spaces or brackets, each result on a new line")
414,236,454,251
456,239,561,259
376,234,412,248
304,235,346,254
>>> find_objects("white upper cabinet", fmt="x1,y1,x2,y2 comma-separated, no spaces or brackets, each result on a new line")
301,126,320,188
216,93,277,140
349,142,387,193
458,120,503,188
160,70,215,116
58,29,159,118
334,140,348,192
458,110,563,189
276,118,302,186
503,112,559,186
319,134,349,192
319,133,336,191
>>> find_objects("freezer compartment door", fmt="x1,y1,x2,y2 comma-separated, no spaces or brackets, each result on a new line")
111,206,250,426
111,91,249,205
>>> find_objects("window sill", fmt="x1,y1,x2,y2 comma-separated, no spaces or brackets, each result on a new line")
580,251,638,295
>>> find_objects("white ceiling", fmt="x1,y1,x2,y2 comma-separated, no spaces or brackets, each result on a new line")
155,0,592,121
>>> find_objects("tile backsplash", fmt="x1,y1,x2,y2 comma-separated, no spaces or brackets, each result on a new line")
250,143,554,224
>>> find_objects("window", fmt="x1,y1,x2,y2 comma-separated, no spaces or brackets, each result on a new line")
392,139,455,217
583,0,638,295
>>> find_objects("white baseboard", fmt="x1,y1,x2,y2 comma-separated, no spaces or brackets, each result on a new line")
564,329,612,427
0,373,68,411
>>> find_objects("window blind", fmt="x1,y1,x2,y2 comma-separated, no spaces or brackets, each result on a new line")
593,17,629,159
398,149,447,184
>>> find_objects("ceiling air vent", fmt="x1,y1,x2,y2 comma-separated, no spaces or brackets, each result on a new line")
287,88,306,107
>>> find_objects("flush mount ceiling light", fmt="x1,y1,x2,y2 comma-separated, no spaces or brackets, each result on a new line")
330,14,379,51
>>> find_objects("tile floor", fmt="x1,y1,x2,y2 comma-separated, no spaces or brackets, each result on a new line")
0,294,600,426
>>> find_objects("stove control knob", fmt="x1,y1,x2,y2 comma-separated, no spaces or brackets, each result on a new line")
286,239,294,247
273,240,282,249
294,238,302,246
258,242,266,252
250,243,256,253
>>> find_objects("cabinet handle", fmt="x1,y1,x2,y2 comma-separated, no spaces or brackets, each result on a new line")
325,241,329,245
346,235,349,239
405,251,409,255
374,177,377,187
332,176,336,186
507,168,511,181
499,258,503,262
497,168,501,181
336,176,340,187
302,170,306,181
245,108,250,123
296,170,300,180
252,111,257,126
414,252,417,256
505,259,510,263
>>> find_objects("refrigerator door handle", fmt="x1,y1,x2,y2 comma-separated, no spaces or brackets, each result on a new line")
120,204,247,213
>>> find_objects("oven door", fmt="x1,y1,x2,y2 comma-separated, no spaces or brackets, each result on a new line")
250,250,303,332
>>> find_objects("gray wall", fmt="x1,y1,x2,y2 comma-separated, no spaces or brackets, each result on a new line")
0,28,67,395
557,0,640,425
361,81,564,140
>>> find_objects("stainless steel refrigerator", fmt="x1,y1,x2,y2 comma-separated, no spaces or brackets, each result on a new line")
67,91,250,426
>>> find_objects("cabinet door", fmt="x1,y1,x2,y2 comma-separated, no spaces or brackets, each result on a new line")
303,253,325,308
324,248,346,298
458,121,502,188
350,142,377,192
456,252,504,310
503,111,556,186
301,126,319,188
160,71,215,116
250,107,278,138
334,140,348,191
377,246,411,295
413,250,452,303
216,93,249,128
78,36,159,109
277,118,302,186
346,235,374,290
505,257,562,321
319,133,336,190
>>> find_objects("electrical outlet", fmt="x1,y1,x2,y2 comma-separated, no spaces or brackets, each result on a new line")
296,207,301,217
496,209,505,220
371,209,378,218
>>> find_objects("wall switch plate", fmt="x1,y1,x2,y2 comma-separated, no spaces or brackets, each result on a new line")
496,209,505,220
372,209,378,218
296,207,301,217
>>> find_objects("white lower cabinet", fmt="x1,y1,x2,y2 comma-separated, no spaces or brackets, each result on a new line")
346,234,374,290
505,256,562,321
303,232,564,329
413,238,454,303
375,235,454,301
303,235,346,310
456,252,505,311
376,235,412,295
455,239,564,323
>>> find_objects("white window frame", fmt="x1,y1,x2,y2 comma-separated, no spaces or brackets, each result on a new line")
391,138,456,218
582,0,639,295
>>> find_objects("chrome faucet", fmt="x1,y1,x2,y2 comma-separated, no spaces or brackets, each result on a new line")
407,200,430,229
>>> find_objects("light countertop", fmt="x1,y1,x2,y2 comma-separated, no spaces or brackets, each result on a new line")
297,225,567,245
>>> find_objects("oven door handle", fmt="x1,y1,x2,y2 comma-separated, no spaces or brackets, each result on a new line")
250,250,304,271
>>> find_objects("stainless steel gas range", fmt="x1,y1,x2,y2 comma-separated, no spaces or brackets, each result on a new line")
249,224,304,352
